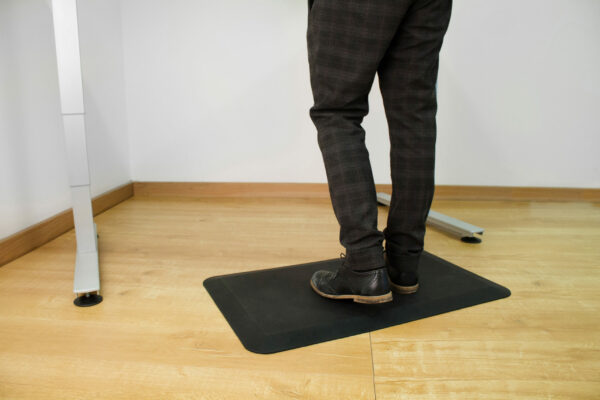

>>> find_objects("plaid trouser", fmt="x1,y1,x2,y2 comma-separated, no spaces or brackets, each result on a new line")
307,0,452,271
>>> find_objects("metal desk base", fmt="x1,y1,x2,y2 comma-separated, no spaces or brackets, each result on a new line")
376,192,484,243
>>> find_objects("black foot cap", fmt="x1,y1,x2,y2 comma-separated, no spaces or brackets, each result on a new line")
461,236,482,244
74,293,103,307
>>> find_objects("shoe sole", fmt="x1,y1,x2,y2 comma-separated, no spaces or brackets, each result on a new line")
390,281,419,294
310,280,393,304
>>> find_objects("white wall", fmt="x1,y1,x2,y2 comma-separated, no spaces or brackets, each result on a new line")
2,0,599,239
121,0,319,182
435,0,600,187
121,0,600,188
0,0,130,240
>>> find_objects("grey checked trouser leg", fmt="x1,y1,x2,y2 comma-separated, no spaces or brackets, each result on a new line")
307,0,452,271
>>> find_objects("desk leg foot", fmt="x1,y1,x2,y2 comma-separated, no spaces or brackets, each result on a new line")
74,292,103,307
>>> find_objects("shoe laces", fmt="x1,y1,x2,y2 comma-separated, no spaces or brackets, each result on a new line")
329,253,346,279
338,253,349,274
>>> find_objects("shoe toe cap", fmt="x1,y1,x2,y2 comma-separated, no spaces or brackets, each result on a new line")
310,270,336,294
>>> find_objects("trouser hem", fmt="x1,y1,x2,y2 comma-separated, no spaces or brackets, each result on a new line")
344,247,385,271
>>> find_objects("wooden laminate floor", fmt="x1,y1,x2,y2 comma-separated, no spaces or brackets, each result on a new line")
1,196,599,399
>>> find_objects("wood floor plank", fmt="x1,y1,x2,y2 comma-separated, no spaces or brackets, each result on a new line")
0,197,374,400
1,196,599,398
372,200,600,399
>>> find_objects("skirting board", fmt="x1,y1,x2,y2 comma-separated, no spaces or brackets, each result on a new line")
133,182,600,202
0,182,133,267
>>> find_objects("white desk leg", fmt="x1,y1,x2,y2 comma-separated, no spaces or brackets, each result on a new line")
51,0,102,306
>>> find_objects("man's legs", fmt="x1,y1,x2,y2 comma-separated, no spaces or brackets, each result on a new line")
378,0,453,283
307,0,412,271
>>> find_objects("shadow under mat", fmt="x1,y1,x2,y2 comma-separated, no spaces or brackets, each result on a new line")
204,251,510,354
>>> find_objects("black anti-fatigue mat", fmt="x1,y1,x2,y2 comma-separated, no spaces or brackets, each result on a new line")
203,251,510,354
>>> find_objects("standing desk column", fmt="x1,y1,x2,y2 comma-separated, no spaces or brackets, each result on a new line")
51,0,102,306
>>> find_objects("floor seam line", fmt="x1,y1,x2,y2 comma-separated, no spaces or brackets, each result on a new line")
369,332,377,400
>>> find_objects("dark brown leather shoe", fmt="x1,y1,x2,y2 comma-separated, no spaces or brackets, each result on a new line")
310,259,393,304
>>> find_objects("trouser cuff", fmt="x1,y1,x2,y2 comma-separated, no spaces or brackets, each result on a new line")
385,243,422,273
344,247,385,271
